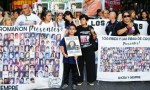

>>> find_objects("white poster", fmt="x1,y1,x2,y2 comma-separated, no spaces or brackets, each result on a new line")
134,20,149,36
64,36,82,57
68,1,83,12
88,19,109,35
97,36,150,81
51,2,66,13
0,26,64,90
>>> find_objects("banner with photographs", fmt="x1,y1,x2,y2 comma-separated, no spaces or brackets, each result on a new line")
97,36,150,81
64,36,82,57
0,26,64,89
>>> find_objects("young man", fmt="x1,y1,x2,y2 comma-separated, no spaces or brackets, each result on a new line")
77,14,97,85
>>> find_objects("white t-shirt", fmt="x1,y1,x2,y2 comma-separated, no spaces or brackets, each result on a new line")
14,13,41,26
40,20,54,27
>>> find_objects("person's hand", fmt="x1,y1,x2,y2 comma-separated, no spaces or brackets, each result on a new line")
65,30,69,35
74,56,78,60
91,29,97,40
127,22,133,29
64,54,68,58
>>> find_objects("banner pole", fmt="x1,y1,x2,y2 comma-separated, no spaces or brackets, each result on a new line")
75,59,80,76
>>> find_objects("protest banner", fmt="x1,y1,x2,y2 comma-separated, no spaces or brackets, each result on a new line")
64,36,82,57
0,26,64,90
134,20,149,35
97,36,150,81
88,19,109,35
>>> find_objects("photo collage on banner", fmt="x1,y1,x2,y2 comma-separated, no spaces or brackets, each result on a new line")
100,47,150,72
0,30,63,85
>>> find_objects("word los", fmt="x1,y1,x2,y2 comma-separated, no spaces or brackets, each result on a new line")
0,85,18,90
90,20,105,26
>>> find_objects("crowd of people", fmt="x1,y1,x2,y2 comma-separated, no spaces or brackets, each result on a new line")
0,2,149,90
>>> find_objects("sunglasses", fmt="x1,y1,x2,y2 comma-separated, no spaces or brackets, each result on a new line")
123,15,130,18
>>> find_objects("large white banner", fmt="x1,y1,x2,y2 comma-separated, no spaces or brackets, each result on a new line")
97,36,150,81
0,26,64,90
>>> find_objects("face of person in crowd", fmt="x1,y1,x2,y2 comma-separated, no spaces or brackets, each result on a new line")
142,12,147,19
22,4,30,16
131,11,136,19
57,13,63,20
80,17,87,26
109,12,116,20
65,15,71,21
123,12,130,23
103,10,109,19
13,12,19,19
45,12,52,22
5,18,12,26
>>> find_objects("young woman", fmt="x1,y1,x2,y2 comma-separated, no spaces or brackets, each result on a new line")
40,10,54,27
2,16,13,26
54,13,65,28
63,11,75,30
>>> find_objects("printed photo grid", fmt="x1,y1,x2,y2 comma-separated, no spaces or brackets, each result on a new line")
100,47,150,72
0,32,62,84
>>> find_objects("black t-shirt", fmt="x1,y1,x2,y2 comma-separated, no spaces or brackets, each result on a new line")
105,20,118,36
115,21,140,36
77,25,94,48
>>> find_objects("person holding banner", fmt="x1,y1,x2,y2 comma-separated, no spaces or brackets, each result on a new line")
77,14,97,86
60,24,78,90
14,4,41,26
115,11,140,36
105,11,118,36
138,10,150,35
